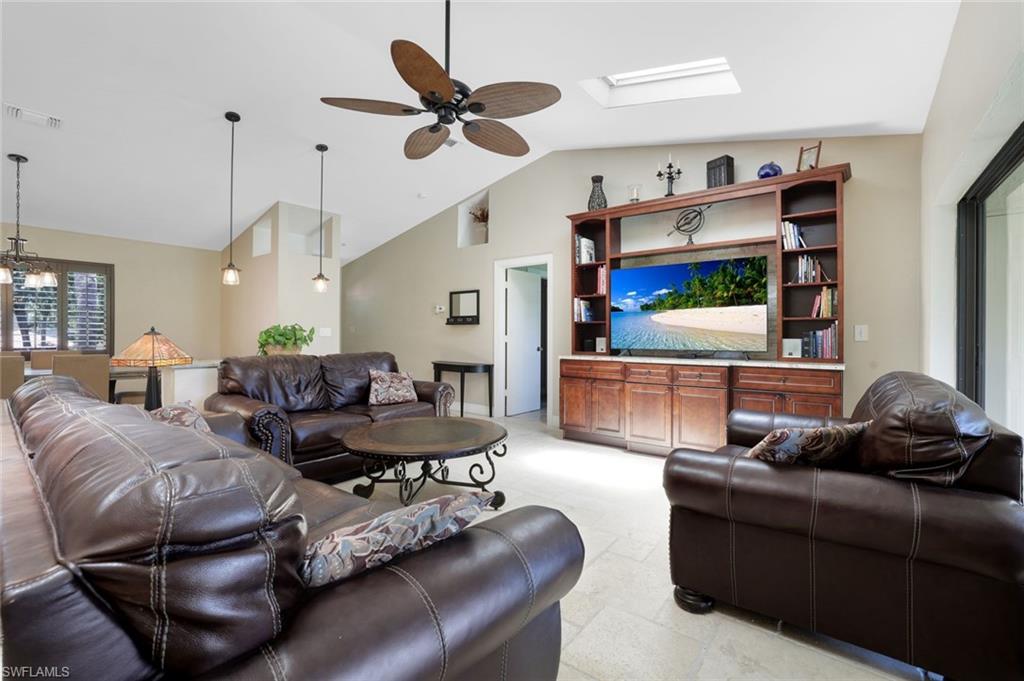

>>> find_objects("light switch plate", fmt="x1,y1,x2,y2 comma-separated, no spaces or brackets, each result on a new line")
854,325,869,342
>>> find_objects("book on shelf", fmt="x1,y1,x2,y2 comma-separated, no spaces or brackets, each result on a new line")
575,235,596,264
808,286,838,318
573,297,594,322
782,221,807,251
793,254,833,284
596,265,607,294
800,322,839,359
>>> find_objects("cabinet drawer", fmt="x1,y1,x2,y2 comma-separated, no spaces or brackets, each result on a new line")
625,363,672,384
590,362,625,381
561,360,594,378
730,367,842,395
672,365,728,388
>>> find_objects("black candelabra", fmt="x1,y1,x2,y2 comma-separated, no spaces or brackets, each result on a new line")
657,162,682,196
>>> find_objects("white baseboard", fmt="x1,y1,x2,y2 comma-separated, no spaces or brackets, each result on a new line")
450,400,492,417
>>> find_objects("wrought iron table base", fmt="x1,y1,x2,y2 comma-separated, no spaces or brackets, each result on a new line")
352,444,507,508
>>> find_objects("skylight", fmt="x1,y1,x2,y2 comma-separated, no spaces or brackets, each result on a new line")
580,57,740,109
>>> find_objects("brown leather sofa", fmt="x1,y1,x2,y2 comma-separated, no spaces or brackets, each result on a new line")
664,371,1024,681
205,352,455,483
3,376,584,680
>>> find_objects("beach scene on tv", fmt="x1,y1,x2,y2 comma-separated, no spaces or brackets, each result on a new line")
611,257,768,352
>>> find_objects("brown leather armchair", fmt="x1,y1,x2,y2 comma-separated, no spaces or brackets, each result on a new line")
664,372,1024,681
3,376,583,680
205,352,455,482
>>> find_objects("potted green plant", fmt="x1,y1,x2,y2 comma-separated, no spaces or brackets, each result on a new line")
257,324,315,356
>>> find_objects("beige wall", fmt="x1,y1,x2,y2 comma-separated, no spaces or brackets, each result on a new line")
920,1,1024,384
220,201,342,357
1,222,221,359
342,135,923,415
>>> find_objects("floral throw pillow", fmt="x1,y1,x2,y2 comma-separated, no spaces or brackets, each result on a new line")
368,369,418,406
301,491,494,588
149,402,212,433
745,421,871,466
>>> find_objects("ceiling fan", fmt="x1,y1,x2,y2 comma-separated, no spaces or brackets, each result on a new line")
321,0,560,159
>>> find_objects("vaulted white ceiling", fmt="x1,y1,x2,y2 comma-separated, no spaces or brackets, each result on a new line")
1,1,959,262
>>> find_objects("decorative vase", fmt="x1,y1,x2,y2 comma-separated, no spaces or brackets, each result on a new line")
757,162,783,179
588,175,607,211
264,345,301,355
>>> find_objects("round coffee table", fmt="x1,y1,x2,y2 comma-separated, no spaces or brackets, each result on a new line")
342,417,508,508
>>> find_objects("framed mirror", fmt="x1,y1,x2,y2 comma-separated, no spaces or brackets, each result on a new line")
447,289,480,325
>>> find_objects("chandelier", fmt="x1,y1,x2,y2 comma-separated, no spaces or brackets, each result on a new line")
1,154,58,288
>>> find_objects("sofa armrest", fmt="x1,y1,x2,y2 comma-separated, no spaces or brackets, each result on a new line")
201,506,584,681
204,393,292,463
203,412,254,448
664,449,1024,584
413,380,455,417
726,409,851,447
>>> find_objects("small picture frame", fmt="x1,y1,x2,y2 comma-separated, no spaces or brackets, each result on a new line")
797,141,822,171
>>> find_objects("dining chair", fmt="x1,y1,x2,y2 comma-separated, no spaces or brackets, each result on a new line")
30,349,82,370
0,355,25,399
52,354,110,402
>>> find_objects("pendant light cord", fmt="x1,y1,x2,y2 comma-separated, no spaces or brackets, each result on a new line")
319,148,324,274
14,158,21,240
444,0,450,74
228,119,235,264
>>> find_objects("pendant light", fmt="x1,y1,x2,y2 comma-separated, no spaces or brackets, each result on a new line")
221,112,241,286
1,154,57,288
312,143,330,293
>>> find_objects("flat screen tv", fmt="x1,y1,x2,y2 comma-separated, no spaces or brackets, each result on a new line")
610,256,768,353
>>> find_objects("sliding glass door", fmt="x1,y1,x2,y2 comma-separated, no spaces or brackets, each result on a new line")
958,121,1024,432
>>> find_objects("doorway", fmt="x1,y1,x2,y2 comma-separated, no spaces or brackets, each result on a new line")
493,254,554,418
957,120,1024,433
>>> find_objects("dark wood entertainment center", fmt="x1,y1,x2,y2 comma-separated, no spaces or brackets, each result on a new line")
560,164,851,454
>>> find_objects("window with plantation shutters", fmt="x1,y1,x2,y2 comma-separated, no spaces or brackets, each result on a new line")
1,259,114,353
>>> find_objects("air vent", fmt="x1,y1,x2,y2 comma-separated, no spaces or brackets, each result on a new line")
4,103,62,130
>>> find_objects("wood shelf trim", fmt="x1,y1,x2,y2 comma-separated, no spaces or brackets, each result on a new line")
577,293,607,298
782,245,838,254
574,261,606,268
783,281,837,288
783,316,839,321
574,321,607,325
567,163,851,221
782,208,838,220
610,235,775,260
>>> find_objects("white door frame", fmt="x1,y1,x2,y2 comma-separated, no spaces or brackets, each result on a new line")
494,253,554,418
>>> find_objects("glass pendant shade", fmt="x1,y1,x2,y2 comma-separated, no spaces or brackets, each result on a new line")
0,264,12,285
312,272,329,293
40,269,58,288
24,270,41,289
221,263,241,286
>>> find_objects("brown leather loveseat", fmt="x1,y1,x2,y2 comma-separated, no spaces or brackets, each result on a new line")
2,376,584,680
205,352,455,482
664,371,1024,681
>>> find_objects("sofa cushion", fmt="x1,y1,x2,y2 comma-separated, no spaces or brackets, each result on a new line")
14,388,306,677
340,401,436,422
289,409,370,451
851,371,993,486
320,352,399,408
301,491,494,587
219,355,329,412
745,421,870,466
149,402,212,432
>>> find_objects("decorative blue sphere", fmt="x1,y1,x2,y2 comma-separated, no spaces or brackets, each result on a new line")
757,162,783,179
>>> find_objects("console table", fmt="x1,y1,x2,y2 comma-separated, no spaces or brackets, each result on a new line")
432,361,493,417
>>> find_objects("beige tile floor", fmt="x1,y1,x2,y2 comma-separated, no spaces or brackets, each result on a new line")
338,412,943,681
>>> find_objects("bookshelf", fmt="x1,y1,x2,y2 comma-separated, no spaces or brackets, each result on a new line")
568,163,850,361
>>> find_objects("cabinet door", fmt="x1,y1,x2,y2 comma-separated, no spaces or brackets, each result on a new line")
591,380,625,438
730,389,785,414
673,387,728,451
625,383,672,447
560,377,591,431
784,393,843,419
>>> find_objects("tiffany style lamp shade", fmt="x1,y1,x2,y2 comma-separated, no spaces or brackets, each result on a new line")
110,327,192,409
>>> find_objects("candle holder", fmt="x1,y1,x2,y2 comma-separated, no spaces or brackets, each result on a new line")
657,163,682,197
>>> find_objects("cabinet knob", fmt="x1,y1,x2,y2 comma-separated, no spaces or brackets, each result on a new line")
780,376,788,383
